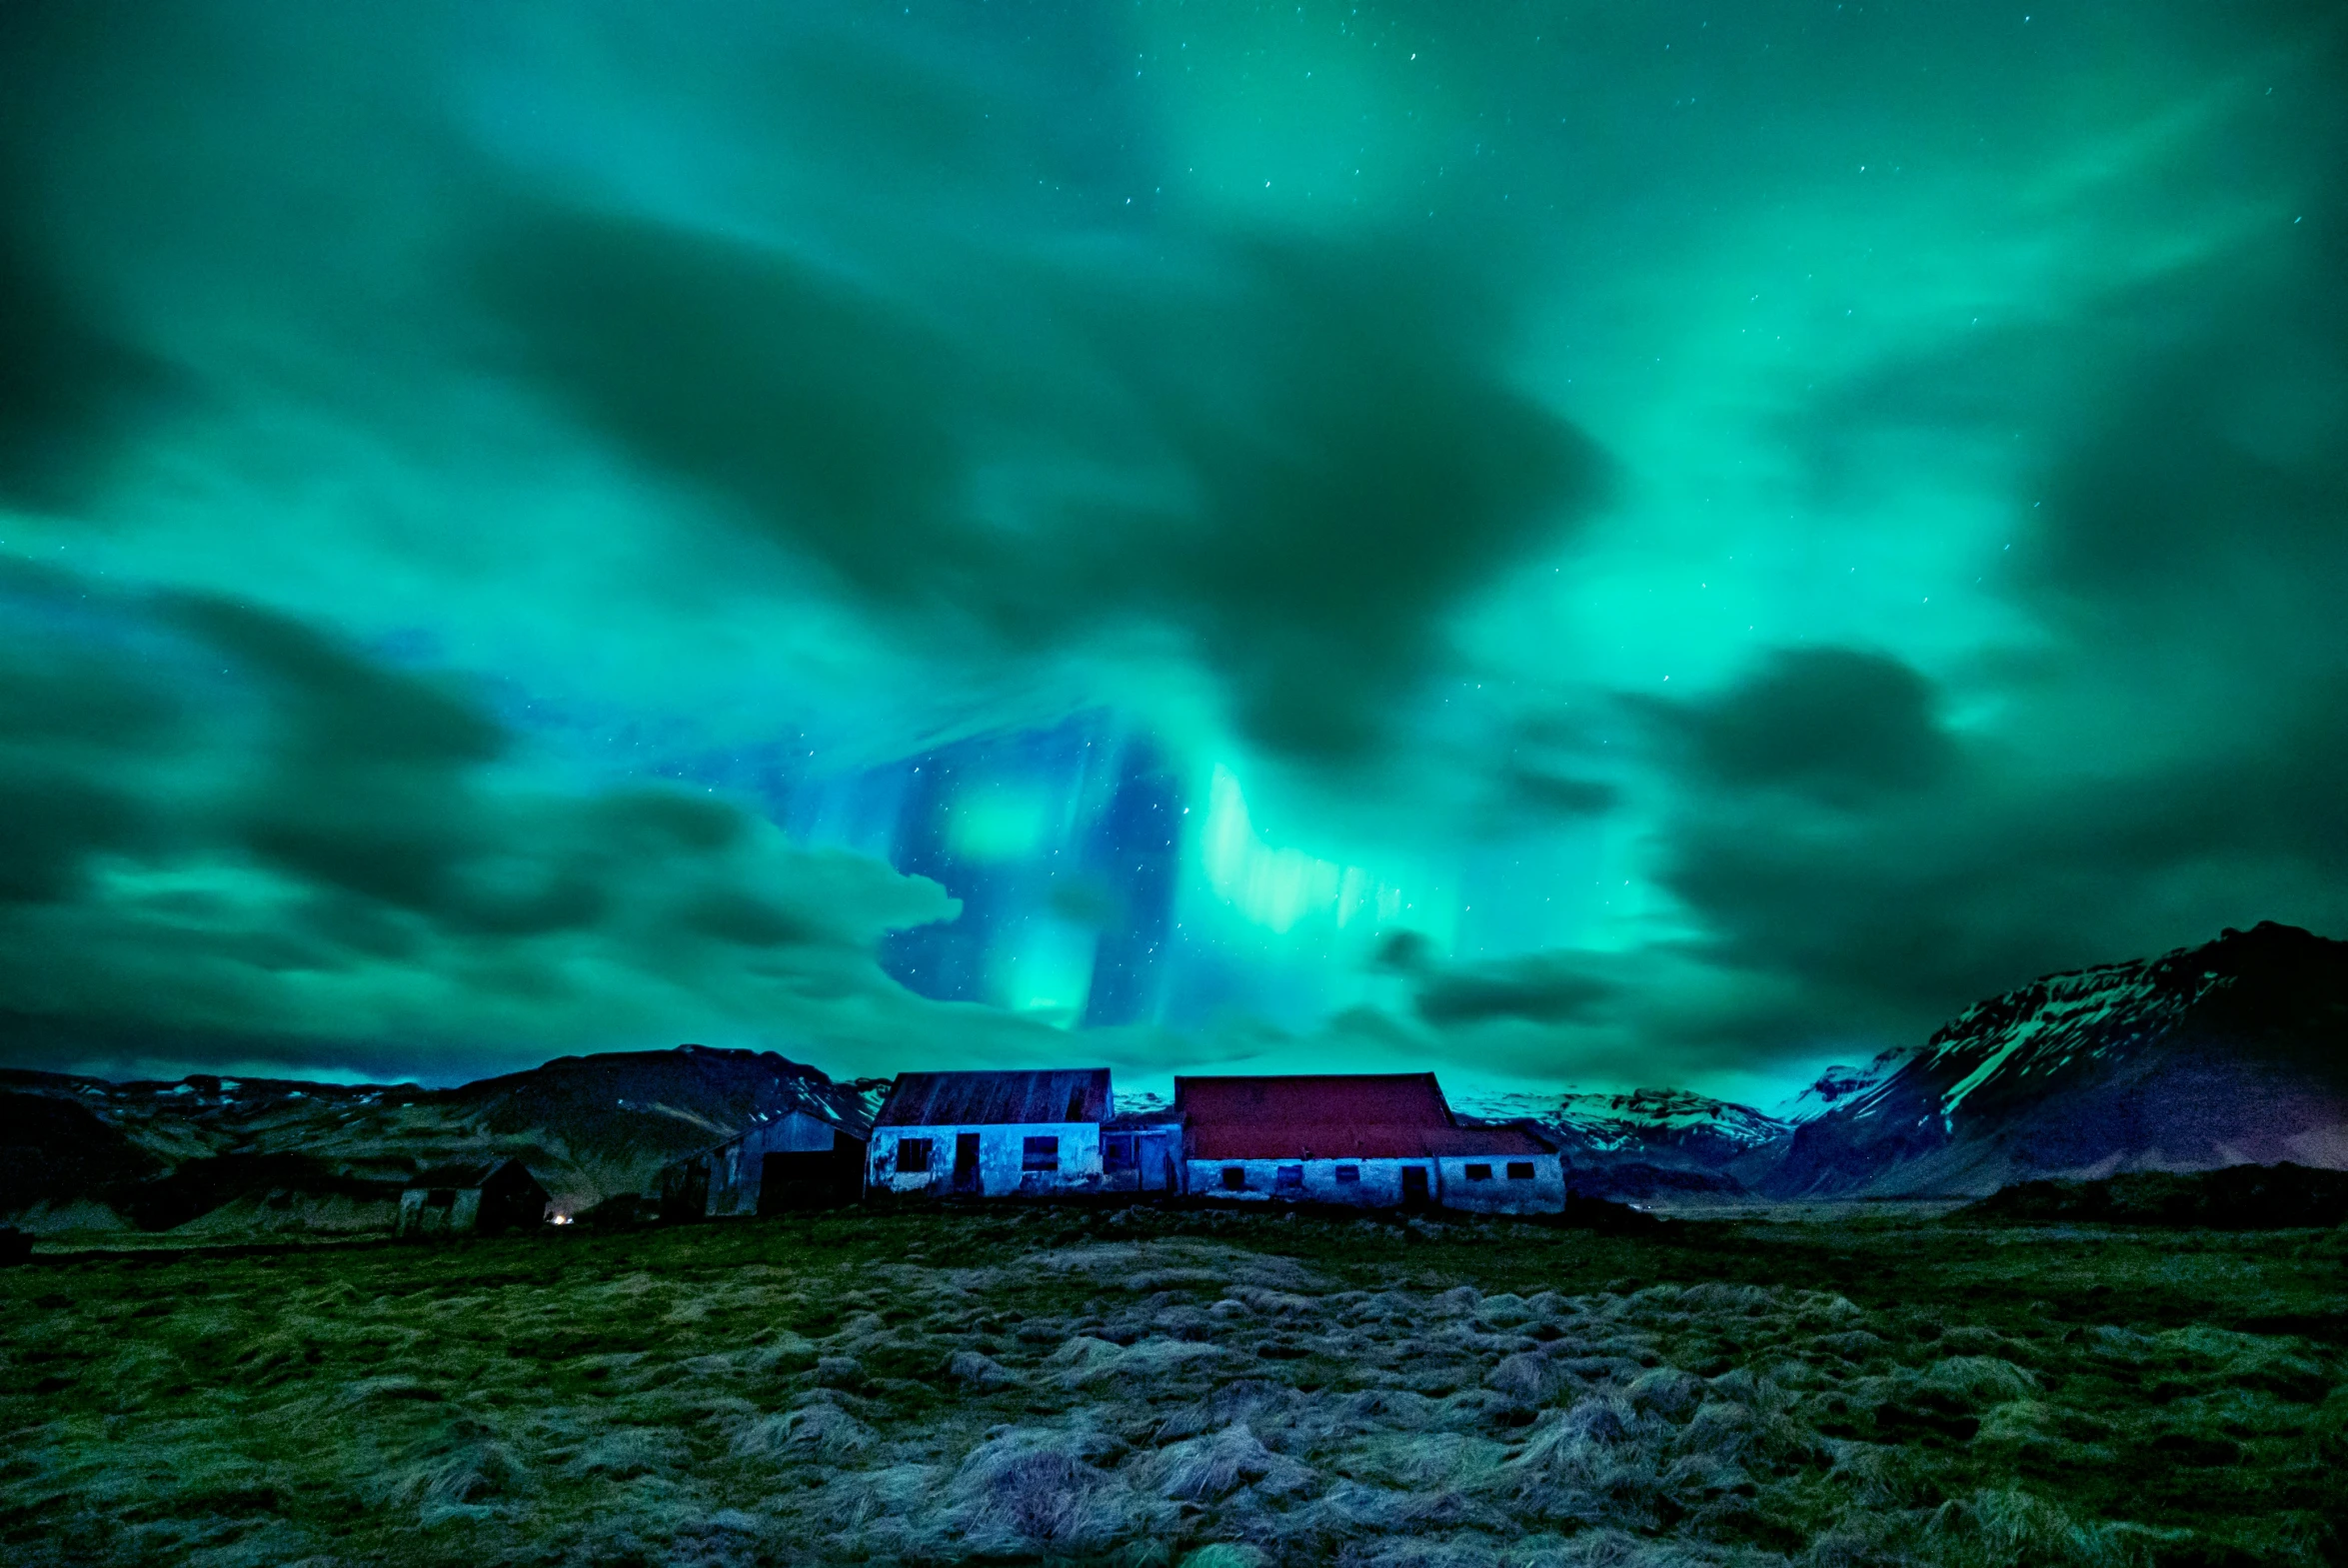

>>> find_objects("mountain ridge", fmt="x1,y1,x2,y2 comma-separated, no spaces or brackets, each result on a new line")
1748,922,2348,1197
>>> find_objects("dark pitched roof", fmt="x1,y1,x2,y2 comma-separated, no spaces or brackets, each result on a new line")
876,1069,1112,1128
1174,1073,1454,1126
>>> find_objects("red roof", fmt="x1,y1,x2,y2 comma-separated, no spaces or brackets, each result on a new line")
1174,1073,1552,1160
1175,1073,1453,1125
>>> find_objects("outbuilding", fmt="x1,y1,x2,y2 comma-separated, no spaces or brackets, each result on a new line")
868,1069,1112,1197
396,1159,551,1237
1175,1073,1565,1214
659,1106,869,1220
1102,1106,1186,1195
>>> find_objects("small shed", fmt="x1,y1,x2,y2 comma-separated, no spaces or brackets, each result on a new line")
1175,1073,1565,1214
659,1107,867,1220
868,1068,1112,1197
1102,1107,1186,1194
396,1159,551,1237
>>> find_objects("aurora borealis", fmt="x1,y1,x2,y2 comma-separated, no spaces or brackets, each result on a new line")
1,2,2342,1103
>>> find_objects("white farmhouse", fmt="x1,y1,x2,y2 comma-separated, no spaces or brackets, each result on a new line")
867,1068,1113,1197
1176,1072,1565,1214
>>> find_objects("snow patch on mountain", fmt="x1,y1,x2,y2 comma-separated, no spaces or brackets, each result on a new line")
1459,1086,1787,1164
1922,958,2226,1119
1772,1048,1914,1123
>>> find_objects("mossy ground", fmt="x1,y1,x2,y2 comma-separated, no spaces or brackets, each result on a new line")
2,1206,2343,1566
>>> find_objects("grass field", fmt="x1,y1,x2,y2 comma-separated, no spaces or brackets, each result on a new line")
3,1206,2344,1567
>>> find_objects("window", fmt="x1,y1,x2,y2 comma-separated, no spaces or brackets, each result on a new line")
1333,1165,1360,1183
1464,1163,1493,1181
1275,1164,1304,1190
1507,1161,1536,1180
1221,1165,1247,1190
1023,1135,1060,1172
426,1188,457,1208
898,1138,932,1174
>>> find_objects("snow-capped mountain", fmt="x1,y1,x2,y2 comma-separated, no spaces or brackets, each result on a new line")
1750,922,2348,1197
1458,1086,1786,1200
1771,1048,1915,1124
1540,1087,1789,1165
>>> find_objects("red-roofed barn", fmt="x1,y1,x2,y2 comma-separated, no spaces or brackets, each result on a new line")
1174,1073,1563,1213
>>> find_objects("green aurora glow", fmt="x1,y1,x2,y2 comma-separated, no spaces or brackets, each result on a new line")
1,2,2342,1101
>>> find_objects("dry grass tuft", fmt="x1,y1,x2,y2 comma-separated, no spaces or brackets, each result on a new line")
3,1206,2340,1566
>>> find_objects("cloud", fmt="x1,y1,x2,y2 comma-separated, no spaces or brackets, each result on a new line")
1643,647,1956,805
0,568,977,1079
0,209,183,510
479,206,1608,762
1412,952,1619,1028
1648,650,2348,1051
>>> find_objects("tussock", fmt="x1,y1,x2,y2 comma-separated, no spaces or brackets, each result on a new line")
4,1208,2338,1567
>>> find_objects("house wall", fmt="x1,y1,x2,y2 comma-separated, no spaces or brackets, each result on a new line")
1185,1157,1429,1208
1433,1153,1565,1214
1185,1153,1565,1213
868,1121,1103,1195
396,1187,482,1236
707,1112,843,1216
1102,1126,1185,1194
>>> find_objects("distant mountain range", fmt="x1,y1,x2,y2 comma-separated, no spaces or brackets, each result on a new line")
1745,921,2348,1197
7,922,2344,1233
0,1045,885,1235
1467,923,2348,1200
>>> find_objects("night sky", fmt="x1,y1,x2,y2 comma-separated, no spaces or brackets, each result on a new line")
2,2,2343,1102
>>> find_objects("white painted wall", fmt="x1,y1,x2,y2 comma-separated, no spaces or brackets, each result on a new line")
1186,1152,1564,1213
869,1121,1103,1196
1185,1156,1426,1208
1434,1153,1566,1214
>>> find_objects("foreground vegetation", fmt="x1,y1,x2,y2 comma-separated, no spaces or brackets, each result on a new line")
3,1205,2344,1567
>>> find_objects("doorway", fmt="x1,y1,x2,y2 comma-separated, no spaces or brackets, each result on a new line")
952,1132,983,1194
757,1152,833,1214
1400,1165,1431,1210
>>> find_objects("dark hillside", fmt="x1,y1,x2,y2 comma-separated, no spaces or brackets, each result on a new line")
0,1091,160,1216
1753,923,2348,1198
1965,1162,2348,1229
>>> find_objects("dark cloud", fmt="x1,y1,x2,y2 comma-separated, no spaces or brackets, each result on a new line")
1371,929,1437,974
0,4,202,510
1499,769,1618,817
1646,648,1956,805
1410,950,1619,1028
0,217,182,510
481,208,1606,762
1650,651,2348,1049
1662,21,2348,1059
0,570,961,1075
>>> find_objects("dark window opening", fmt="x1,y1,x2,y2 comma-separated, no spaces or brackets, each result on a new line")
1068,1088,1087,1120
1507,1161,1536,1180
1023,1135,1060,1172
1333,1165,1360,1183
1105,1133,1135,1170
426,1188,457,1207
1464,1164,1493,1181
898,1138,932,1174
1221,1165,1246,1190
1275,1164,1304,1189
